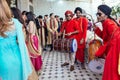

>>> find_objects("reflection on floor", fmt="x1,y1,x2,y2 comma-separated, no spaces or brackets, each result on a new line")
39,50,102,80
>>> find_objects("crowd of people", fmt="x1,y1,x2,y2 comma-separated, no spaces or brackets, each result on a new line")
0,0,120,80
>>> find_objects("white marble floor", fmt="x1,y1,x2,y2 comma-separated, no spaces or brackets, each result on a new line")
39,50,102,80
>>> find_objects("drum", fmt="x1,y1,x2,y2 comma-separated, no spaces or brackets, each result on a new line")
88,39,102,62
86,30,102,48
88,58,105,74
53,38,77,53
53,39,63,51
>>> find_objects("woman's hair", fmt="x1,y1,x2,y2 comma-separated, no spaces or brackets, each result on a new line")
22,11,27,15
0,0,12,37
11,7,24,24
26,12,35,24
11,7,28,34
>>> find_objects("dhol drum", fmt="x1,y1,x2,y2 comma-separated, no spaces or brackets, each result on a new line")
86,30,102,48
53,38,77,53
88,58,105,74
88,39,102,62
87,39,104,74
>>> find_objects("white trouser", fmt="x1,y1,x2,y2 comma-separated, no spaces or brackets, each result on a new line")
65,52,76,65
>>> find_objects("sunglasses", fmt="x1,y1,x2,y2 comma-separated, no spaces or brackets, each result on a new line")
96,13,102,16
66,15,71,17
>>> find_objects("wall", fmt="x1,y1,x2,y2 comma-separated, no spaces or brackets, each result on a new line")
33,0,120,20
16,0,119,20
33,0,102,20
17,0,29,11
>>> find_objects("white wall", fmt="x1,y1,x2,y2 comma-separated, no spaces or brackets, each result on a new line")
33,0,96,18
17,0,29,11
33,0,120,20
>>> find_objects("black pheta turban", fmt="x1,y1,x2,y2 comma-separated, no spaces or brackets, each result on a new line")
98,4,112,16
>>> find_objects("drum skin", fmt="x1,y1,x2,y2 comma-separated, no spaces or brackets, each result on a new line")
88,58,105,74
88,39,102,62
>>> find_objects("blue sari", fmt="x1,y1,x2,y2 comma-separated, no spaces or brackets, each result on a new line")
0,18,32,80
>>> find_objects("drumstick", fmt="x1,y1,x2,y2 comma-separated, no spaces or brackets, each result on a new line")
65,32,70,36
65,34,68,35
65,32,73,36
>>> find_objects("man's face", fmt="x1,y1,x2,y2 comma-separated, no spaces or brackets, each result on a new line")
76,10,82,18
96,9,107,22
65,14,72,20
39,18,43,22
44,16,48,20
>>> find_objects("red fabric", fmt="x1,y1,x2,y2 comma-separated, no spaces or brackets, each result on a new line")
29,35,39,57
76,48,84,63
60,19,80,39
65,10,74,17
28,35,43,71
73,17,88,62
95,18,120,80
31,56,42,71
32,36,42,71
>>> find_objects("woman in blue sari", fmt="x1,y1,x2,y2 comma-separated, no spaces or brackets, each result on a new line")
0,0,32,80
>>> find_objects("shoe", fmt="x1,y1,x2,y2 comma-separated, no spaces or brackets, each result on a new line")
81,63,86,69
49,46,53,52
70,65,74,71
61,62,69,67
49,49,52,52
43,48,46,51
74,59,78,64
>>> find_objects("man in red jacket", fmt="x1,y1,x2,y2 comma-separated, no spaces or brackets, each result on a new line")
74,7,88,69
58,10,80,71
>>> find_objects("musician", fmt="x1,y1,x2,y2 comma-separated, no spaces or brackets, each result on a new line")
58,10,80,71
94,4,120,80
73,7,88,68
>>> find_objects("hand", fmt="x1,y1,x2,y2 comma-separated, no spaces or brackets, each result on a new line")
58,32,62,36
80,38,84,44
93,23,98,30
51,31,55,35
102,54,106,59
66,32,72,36
53,29,56,32
94,56,99,61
